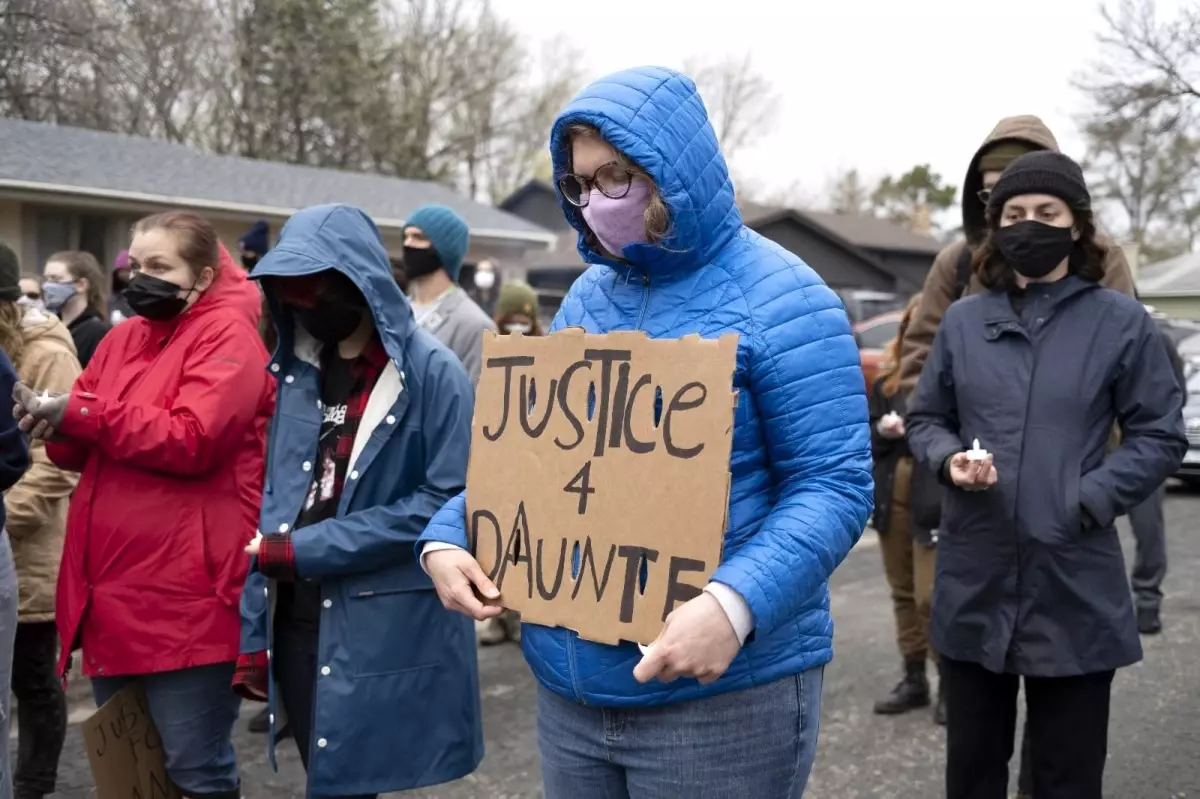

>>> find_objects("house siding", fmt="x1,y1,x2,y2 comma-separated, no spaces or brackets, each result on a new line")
753,220,896,291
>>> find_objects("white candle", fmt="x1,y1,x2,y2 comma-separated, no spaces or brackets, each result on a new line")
967,438,989,462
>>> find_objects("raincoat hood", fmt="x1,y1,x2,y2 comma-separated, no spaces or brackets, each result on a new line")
252,204,414,367
963,115,1059,244
549,66,741,274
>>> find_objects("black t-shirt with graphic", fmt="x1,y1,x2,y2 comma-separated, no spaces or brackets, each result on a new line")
277,352,356,628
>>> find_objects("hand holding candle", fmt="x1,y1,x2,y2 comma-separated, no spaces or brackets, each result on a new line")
949,438,997,491
879,410,905,439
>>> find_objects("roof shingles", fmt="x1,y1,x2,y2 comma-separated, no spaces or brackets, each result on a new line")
0,118,547,237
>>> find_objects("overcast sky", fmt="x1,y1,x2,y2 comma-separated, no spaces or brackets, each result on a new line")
495,0,1153,207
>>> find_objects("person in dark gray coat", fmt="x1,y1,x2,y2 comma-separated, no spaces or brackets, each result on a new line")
907,151,1186,799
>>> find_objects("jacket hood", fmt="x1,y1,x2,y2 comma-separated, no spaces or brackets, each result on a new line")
172,243,261,327
251,204,413,366
549,66,741,274
20,306,75,352
963,115,1060,244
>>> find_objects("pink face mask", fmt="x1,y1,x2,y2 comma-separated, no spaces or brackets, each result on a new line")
581,180,653,258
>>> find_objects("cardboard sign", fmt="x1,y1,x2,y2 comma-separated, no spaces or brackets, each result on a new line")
82,683,181,799
467,329,738,645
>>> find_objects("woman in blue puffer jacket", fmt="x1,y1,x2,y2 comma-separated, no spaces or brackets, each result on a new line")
420,65,873,798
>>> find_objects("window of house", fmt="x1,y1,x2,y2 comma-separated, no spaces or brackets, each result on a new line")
32,208,113,273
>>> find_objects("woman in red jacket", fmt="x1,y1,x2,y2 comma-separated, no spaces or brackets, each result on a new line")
13,211,273,799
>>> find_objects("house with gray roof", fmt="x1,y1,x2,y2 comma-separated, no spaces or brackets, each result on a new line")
0,118,553,278
499,180,941,320
1138,250,1200,320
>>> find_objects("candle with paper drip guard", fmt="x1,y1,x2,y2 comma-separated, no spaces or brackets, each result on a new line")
967,438,989,462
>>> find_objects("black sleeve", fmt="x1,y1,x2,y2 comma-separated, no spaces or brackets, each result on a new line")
867,377,895,460
74,319,111,368
0,350,29,492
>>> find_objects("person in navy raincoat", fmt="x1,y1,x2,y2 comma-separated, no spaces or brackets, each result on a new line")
236,204,481,798
906,152,1186,799
420,66,874,799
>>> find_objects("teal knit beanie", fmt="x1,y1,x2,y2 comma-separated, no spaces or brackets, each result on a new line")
405,205,470,282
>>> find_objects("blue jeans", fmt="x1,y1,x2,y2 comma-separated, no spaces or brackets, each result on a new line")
538,667,824,799
91,663,241,797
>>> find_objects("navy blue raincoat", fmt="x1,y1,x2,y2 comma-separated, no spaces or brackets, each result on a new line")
907,277,1186,676
239,204,482,795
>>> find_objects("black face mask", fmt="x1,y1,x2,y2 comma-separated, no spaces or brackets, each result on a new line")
403,246,443,279
241,253,260,271
995,221,1076,279
125,274,194,321
293,303,363,344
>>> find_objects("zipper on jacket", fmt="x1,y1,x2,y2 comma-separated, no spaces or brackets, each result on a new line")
634,273,651,330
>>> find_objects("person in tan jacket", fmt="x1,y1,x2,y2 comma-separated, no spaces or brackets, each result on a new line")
899,115,1135,395
896,116,1136,799
0,266,81,799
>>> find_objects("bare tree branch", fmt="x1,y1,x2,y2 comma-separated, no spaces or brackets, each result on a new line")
684,52,780,164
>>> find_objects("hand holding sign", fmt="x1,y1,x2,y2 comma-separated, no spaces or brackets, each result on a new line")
427,548,504,621
633,592,740,685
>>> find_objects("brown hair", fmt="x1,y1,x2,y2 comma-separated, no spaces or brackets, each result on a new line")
564,124,672,251
879,293,923,398
258,293,277,354
0,302,24,371
972,205,1106,292
132,211,220,279
47,251,108,318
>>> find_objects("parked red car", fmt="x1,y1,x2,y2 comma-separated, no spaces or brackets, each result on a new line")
854,310,904,389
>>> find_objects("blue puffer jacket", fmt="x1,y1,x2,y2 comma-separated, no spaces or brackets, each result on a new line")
420,66,873,708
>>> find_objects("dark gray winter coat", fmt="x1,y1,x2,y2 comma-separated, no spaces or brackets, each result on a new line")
907,277,1186,677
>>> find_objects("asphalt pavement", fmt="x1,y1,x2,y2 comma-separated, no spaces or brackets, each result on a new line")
43,488,1200,798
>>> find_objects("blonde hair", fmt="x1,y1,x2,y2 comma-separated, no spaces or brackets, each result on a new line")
564,124,672,248
879,293,923,398
0,302,25,372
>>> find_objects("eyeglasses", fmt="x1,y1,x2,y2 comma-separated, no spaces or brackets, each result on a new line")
977,188,993,205
557,162,637,208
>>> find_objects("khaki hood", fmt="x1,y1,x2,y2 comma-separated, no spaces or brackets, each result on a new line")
21,306,77,355
962,115,1059,244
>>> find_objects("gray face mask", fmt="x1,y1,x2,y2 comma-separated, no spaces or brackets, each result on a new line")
503,321,532,334
41,281,77,313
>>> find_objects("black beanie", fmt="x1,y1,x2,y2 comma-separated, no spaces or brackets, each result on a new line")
987,151,1090,217
0,241,20,303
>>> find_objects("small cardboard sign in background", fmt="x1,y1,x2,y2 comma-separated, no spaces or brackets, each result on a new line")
82,683,181,799
466,329,738,645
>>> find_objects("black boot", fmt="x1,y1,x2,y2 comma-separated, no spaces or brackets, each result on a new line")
1137,606,1162,635
873,659,931,715
933,663,946,726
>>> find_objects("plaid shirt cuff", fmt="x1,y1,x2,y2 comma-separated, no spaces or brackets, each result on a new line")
258,534,296,580
232,652,268,702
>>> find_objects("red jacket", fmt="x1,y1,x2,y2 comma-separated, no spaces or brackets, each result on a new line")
48,246,274,678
